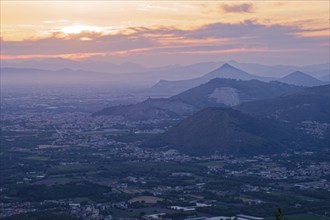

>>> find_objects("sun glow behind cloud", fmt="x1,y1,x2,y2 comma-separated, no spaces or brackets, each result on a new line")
1,1,328,41
57,25,103,35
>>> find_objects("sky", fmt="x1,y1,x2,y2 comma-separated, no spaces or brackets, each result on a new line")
1,1,329,67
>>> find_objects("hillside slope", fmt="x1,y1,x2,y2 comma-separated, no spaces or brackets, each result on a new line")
279,71,325,86
95,78,300,120
148,108,288,155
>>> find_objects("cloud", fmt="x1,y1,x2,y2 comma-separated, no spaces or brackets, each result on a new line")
43,20,68,24
220,3,254,13
1,20,328,65
1,31,156,55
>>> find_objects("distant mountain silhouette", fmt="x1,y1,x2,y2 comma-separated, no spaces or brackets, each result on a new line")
1,58,147,73
0,63,223,87
279,71,325,86
227,61,330,78
149,63,275,95
3,61,328,89
201,63,261,81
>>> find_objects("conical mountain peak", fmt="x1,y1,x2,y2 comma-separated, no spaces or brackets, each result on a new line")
203,63,255,81
218,63,237,70
280,70,323,86
290,71,308,76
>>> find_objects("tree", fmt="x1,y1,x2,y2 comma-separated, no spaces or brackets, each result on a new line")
275,208,288,220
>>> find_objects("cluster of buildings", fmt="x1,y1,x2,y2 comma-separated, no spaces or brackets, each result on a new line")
0,202,36,219
206,154,330,190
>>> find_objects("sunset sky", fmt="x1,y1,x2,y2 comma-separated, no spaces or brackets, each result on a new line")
1,1,329,66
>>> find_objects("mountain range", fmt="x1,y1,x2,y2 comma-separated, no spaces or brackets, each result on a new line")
1,58,147,74
148,64,275,95
146,85,329,156
2,61,328,90
94,77,300,120
226,60,329,79
149,64,326,96
1,63,228,88
3,58,328,78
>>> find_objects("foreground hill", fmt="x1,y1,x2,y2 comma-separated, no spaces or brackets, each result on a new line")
94,78,299,120
146,108,292,155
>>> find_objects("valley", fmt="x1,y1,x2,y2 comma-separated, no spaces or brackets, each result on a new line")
2,2,330,219
1,81,329,219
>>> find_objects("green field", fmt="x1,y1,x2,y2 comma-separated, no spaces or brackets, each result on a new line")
47,164,97,175
24,155,49,161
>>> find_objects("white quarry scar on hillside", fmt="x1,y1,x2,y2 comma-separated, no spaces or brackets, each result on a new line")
208,87,240,106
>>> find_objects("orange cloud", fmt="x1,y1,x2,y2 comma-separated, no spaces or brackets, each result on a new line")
1,20,328,66
0,52,106,61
